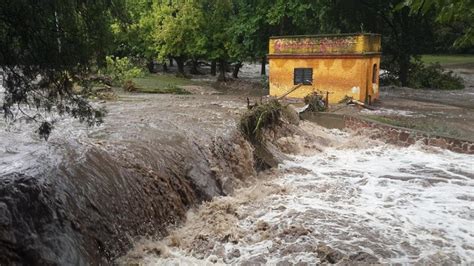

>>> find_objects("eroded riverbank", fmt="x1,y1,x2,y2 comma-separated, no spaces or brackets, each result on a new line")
125,123,474,265
0,92,261,264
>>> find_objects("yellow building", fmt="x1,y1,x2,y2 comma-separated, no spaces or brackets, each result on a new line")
268,33,381,104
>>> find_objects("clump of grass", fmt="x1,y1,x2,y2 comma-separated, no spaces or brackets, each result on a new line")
138,84,190,94
239,100,282,143
123,80,138,92
82,86,117,101
304,92,327,112
338,95,353,104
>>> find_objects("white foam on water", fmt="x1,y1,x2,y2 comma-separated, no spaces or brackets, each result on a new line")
276,143,474,264
361,107,422,117
137,132,474,265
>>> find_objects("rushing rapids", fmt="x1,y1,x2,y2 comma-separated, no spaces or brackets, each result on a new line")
125,123,474,265
0,93,258,264
1,82,473,264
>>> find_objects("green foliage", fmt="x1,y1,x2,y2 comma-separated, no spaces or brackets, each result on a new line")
0,0,119,138
104,56,144,86
151,0,207,61
407,61,465,90
239,100,282,143
110,0,469,86
266,0,322,34
111,0,157,59
400,0,474,48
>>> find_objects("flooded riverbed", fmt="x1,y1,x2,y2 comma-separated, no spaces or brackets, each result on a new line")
129,126,474,265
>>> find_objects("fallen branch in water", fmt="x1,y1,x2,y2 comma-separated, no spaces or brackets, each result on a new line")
349,99,375,110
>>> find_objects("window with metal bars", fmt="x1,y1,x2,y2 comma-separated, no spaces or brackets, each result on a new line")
294,68,313,85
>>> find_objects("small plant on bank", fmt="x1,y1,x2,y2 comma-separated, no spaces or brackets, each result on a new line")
239,100,282,143
407,61,464,90
103,56,145,86
136,83,191,94
304,92,327,112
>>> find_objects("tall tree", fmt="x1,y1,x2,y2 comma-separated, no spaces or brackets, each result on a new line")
149,0,207,76
200,0,234,81
227,0,270,77
321,0,436,86
111,0,158,71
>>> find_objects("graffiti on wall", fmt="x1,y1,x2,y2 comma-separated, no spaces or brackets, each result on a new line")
271,36,358,54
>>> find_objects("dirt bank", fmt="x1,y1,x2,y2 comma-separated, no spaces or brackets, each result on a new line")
124,121,474,265
0,91,264,265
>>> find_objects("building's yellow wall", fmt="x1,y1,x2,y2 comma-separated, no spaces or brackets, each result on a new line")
268,33,381,104
366,56,381,102
269,56,381,104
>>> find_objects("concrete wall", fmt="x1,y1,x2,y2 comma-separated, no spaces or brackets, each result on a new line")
344,116,474,154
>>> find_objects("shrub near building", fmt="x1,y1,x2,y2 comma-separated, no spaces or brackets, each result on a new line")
407,61,465,90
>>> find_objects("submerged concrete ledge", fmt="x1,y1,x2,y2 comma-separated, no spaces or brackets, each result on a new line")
302,112,474,154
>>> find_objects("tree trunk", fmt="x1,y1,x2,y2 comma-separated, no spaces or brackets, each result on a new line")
210,60,217,76
232,62,242,79
217,59,227,82
147,59,155,73
162,62,168,72
399,55,410,86
169,56,174,67
261,56,266,76
189,59,201,75
175,57,185,76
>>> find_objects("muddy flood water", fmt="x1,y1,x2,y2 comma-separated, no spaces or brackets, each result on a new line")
124,125,474,265
1,68,473,265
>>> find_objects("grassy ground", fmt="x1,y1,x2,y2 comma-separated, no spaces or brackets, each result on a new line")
420,54,474,67
132,74,198,94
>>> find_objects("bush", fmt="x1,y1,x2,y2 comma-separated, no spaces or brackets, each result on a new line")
103,56,144,86
408,61,464,90
304,92,327,112
239,100,282,143
380,70,401,86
